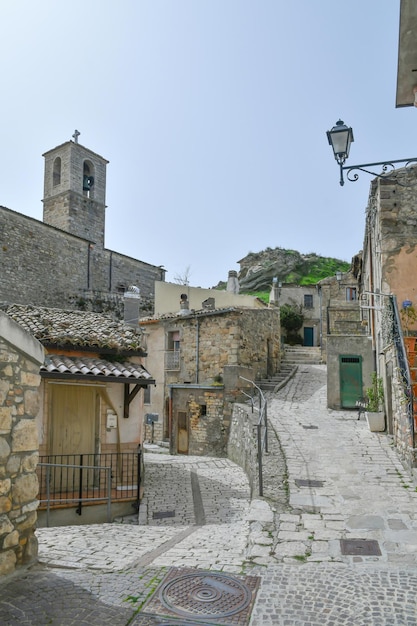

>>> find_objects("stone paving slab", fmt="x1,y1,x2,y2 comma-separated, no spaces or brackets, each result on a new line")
2,364,417,625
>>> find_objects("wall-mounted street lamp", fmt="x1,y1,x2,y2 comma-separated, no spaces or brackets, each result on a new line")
326,119,417,187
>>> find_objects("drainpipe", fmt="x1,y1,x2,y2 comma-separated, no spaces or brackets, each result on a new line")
195,317,200,384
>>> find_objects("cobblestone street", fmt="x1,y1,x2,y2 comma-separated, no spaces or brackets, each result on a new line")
1,365,417,625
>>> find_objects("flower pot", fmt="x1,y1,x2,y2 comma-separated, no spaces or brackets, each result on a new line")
365,411,385,432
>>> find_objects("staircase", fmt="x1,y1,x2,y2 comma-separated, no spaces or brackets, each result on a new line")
256,345,322,392
255,363,296,392
283,345,322,366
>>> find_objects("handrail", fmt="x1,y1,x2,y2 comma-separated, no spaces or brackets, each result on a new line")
38,462,112,527
239,376,268,496
391,296,415,440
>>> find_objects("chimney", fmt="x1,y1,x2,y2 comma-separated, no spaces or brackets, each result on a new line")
226,270,239,294
179,293,191,316
123,285,141,326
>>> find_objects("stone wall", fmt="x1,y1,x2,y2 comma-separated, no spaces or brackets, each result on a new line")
0,312,44,576
227,402,259,496
0,206,164,314
164,308,281,386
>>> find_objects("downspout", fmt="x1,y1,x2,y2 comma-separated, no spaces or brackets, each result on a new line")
195,316,200,384
109,250,113,291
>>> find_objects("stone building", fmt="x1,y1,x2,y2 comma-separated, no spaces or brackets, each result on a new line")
360,174,417,470
141,301,281,456
269,283,320,347
0,312,44,576
2,299,153,526
0,135,165,316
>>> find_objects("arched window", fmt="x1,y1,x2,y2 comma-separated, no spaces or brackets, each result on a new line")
83,160,95,197
53,157,61,186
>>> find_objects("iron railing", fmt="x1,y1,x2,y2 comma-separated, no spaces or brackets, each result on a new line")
391,296,415,439
240,377,268,496
37,449,142,519
165,350,180,370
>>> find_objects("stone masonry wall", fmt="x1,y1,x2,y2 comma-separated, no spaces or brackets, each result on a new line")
0,312,44,577
165,308,281,386
227,402,258,497
0,206,164,313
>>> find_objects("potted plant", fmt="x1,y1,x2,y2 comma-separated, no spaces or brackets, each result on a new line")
365,372,385,432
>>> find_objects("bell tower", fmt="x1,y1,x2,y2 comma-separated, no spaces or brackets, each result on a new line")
42,131,109,247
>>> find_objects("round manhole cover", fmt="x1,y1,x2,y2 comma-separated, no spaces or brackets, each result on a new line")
160,572,252,619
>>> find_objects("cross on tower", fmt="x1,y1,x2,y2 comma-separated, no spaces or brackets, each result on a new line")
72,129,80,143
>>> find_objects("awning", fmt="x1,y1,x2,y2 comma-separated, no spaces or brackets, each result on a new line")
40,354,154,385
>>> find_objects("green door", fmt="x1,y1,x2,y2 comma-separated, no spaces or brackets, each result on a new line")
339,355,362,408
304,327,314,346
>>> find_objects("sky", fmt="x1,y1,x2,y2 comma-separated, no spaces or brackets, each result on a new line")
1,0,415,288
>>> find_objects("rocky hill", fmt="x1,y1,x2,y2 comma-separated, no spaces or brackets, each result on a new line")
230,247,351,292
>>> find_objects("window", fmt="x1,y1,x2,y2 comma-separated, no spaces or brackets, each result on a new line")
200,404,207,417
53,157,61,186
143,386,151,404
346,287,357,301
165,330,180,370
83,160,95,197
304,294,313,309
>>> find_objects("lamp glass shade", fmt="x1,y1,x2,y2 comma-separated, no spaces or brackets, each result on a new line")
327,120,354,163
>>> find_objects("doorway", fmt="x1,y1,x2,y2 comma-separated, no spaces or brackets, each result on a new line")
49,384,98,490
304,327,314,346
177,411,189,454
339,355,362,408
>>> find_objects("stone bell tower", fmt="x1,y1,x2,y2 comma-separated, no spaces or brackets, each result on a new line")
42,131,109,247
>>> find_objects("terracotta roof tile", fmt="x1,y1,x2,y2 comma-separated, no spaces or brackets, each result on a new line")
42,355,153,382
1,303,143,351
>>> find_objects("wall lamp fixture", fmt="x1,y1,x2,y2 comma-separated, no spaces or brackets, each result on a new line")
326,119,417,187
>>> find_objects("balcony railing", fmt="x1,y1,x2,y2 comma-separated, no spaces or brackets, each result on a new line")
165,349,180,370
37,450,142,522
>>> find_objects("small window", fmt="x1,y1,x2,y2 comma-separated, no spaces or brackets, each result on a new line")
143,386,151,404
200,404,207,417
53,157,61,186
346,287,357,301
167,331,180,351
304,294,313,308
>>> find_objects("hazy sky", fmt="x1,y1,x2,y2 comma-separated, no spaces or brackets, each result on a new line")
1,1,414,288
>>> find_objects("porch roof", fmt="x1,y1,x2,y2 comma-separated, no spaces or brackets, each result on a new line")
41,354,154,384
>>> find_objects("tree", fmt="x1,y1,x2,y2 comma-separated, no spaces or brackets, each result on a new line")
280,303,304,345
173,266,191,286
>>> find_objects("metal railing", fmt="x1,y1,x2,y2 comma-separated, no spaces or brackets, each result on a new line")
38,462,112,527
240,376,268,496
391,296,415,439
37,449,142,521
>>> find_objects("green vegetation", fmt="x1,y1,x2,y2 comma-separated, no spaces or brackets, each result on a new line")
365,373,384,412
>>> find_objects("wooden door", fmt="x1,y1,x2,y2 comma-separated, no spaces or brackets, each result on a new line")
49,385,97,490
177,411,188,454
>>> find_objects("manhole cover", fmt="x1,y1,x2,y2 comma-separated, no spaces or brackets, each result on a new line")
295,479,324,487
340,539,381,556
143,568,259,625
153,510,175,519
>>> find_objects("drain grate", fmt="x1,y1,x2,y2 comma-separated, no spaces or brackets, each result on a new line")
295,479,324,488
153,510,175,520
141,568,260,625
302,425,318,429
340,539,381,556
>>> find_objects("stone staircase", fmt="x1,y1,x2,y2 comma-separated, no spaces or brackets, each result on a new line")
283,345,322,365
256,345,322,392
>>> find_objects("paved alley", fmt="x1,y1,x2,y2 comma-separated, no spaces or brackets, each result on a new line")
1,365,417,625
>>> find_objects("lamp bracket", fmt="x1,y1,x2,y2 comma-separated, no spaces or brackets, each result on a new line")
340,157,417,187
